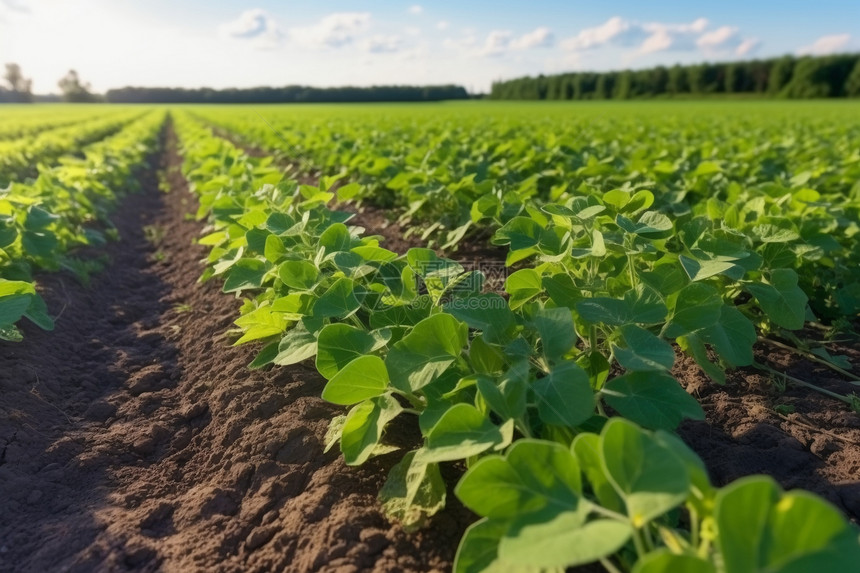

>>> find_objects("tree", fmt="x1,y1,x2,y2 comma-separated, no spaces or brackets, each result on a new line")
667,65,688,95
3,63,33,103
651,66,669,96
614,70,633,99
595,73,614,100
785,55,858,98
768,56,795,96
58,70,97,102
847,59,860,97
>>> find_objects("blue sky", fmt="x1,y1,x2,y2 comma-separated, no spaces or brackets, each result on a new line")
1,0,858,93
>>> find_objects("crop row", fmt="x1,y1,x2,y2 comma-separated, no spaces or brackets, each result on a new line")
174,109,860,572
0,109,147,187
0,110,165,341
197,104,860,325
0,106,113,141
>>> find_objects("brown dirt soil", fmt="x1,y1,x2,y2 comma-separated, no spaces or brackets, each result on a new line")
677,342,860,522
0,126,472,573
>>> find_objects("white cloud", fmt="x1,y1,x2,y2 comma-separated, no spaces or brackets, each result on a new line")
639,30,674,54
472,27,555,57
560,16,641,51
409,5,423,15
290,12,371,48
479,30,512,57
697,26,738,50
735,37,761,56
797,33,851,55
639,18,708,53
437,20,449,31
511,27,554,50
218,9,282,49
559,17,759,58
363,34,404,53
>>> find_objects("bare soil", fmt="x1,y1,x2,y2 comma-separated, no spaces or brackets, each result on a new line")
1,122,858,573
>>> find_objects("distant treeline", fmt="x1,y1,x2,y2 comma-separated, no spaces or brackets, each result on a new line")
490,53,860,100
105,84,470,104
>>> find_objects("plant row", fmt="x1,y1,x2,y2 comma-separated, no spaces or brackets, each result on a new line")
0,106,111,141
0,109,146,187
197,104,860,325
174,109,860,573
0,110,166,341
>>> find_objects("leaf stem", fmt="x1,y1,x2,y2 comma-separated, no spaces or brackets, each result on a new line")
590,504,629,523
631,527,647,559
689,506,700,549
758,336,860,383
600,558,624,573
754,361,854,404
642,523,656,551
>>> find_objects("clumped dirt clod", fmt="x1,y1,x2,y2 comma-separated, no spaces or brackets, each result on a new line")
0,125,470,573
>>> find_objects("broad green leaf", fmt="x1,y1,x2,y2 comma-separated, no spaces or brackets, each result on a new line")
532,307,577,363
664,282,722,337
701,306,756,367
745,269,807,330
456,439,581,519
533,361,594,428
0,280,36,298
576,297,630,326
419,403,504,462
0,294,32,327
633,551,715,573
24,205,58,230
380,451,447,530
21,230,58,257
499,509,632,569
312,277,360,318
22,294,53,331
752,218,800,243
639,264,688,297
222,258,268,293
454,519,532,573
600,418,690,527
614,324,676,372
444,294,517,344
469,335,506,374
476,367,528,421
272,325,317,366
322,355,390,405
341,393,403,465
494,217,543,251
504,269,543,310
571,433,624,512
264,234,287,263
602,371,704,431
316,324,388,379
679,254,740,282
278,260,319,290
386,313,468,392
319,222,352,252
715,476,860,573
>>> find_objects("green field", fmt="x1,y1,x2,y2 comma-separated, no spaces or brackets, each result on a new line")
3,101,860,572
